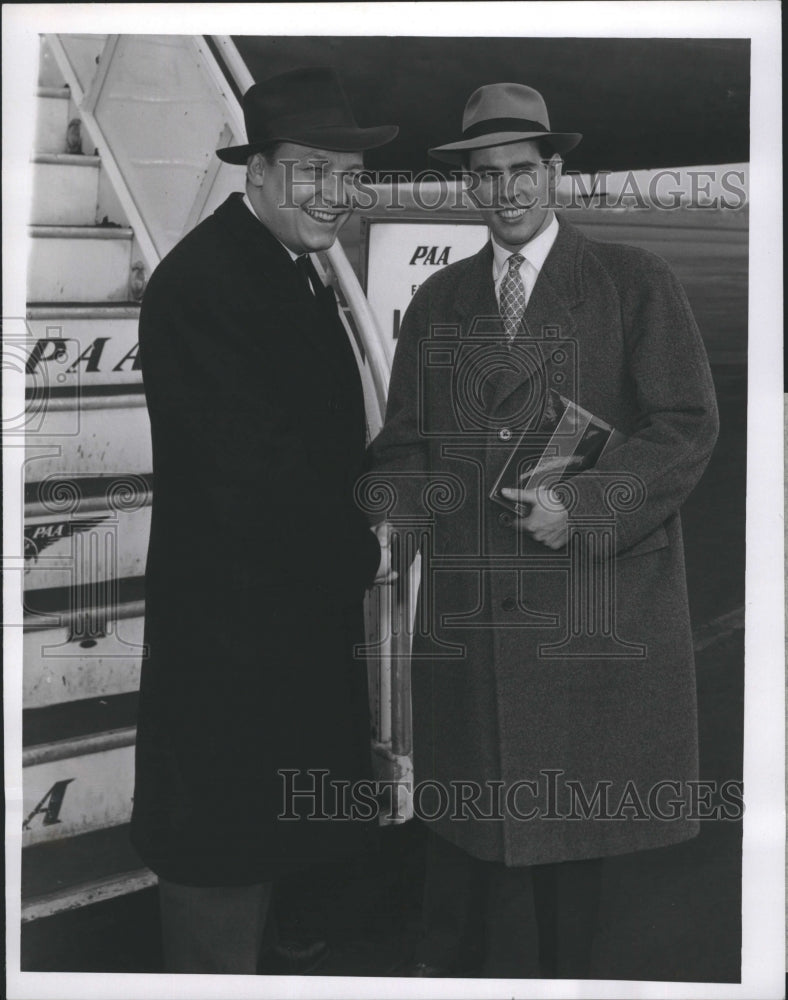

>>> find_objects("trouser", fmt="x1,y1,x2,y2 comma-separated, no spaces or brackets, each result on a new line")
158,879,275,974
416,830,604,978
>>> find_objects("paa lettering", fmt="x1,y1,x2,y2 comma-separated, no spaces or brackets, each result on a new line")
409,246,451,266
31,523,66,540
26,337,142,374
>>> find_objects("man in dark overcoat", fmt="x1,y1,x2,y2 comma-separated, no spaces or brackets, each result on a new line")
370,83,719,978
130,68,397,973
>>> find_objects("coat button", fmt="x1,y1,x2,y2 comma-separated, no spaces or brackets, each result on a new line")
498,511,513,527
501,597,517,612
498,427,512,441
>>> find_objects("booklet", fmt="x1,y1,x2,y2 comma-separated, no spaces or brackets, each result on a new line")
489,390,627,516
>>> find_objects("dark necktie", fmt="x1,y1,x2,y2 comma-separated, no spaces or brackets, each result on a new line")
295,253,323,297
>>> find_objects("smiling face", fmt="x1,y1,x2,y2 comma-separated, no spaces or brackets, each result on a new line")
246,142,364,254
466,139,561,251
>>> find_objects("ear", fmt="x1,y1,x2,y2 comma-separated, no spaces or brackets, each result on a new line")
247,153,266,188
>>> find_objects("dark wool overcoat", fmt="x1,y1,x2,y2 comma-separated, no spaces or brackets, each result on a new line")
130,193,381,885
370,218,719,866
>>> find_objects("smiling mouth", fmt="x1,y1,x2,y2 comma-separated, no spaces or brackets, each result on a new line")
496,207,528,221
303,206,345,224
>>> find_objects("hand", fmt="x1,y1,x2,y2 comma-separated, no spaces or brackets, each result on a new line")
372,521,398,585
501,486,568,550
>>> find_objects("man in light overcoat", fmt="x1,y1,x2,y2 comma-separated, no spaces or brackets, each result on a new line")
370,82,719,978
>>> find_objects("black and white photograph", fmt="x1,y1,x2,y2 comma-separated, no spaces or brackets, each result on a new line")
3,3,783,998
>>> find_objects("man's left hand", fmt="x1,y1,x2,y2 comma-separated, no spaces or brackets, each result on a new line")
501,486,568,550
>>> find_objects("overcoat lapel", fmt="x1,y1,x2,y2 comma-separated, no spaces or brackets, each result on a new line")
453,241,499,326
214,194,354,384
489,219,587,415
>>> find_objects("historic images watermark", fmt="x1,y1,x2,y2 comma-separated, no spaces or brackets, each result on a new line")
278,768,744,824
274,159,749,212
355,315,650,661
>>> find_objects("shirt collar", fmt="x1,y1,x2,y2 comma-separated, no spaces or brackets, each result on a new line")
242,191,300,262
492,213,559,279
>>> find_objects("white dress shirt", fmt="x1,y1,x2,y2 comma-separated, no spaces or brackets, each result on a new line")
242,192,299,263
492,213,559,308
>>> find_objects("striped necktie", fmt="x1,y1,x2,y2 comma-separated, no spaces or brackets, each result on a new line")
499,252,526,342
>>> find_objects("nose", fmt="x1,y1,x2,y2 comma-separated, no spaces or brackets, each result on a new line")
316,169,353,209
499,170,537,209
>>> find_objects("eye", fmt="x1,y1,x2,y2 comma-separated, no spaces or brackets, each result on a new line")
467,170,501,184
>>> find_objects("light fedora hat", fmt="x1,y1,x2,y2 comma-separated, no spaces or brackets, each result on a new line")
430,82,581,163
217,67,398,164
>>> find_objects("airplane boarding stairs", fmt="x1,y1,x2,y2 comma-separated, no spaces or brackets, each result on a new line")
18,34,408,924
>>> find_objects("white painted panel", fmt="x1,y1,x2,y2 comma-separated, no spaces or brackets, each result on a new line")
34,95,69,154
24,617,144,708
24,505,151,592
39,38,67,89
22,744,134,846
25,313,142,389
57,34,106,95
195,161,243,227
30,160,100,226
23,402,151,480
92,35,231,258
28,231,132,302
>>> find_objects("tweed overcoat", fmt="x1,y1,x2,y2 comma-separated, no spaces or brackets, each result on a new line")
130,193,381,885
370,217,719,866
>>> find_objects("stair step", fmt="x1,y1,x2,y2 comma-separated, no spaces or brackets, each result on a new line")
22,398,151,484
22,824,153,922
25,472,153,515
30,225,134,239
28,227,135,304
24,575,146,632
30,158,101,226
24,725,137,768
24,503,151,594
22,735,136,846
33,153,101,167
27,304,141,320
22,693,139,847
34,92,72,155
24,613,145,709
24,691,139,750
25,308,142,390
36,87,71,100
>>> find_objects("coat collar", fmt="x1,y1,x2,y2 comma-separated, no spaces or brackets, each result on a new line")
213,193,355,383
454,214,587,322
457,217,588,417
214,192,303,293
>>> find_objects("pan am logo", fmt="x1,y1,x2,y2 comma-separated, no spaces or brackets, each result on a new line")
24,517,111,562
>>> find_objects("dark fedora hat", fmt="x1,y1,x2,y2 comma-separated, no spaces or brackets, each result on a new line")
429,82,581,164
217,67,398,164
